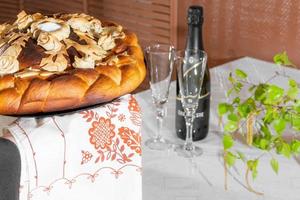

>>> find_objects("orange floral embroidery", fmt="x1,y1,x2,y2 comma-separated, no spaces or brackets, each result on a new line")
128,95,140,112
118,127,141,155
89,117,115,150
118,114,126,122
81,150,93,165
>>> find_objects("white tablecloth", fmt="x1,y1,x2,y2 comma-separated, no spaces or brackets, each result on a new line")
137,57,300,200
1,57,300,200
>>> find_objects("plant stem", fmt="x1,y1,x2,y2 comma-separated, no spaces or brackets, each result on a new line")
245,166,264,195
224,150,228,190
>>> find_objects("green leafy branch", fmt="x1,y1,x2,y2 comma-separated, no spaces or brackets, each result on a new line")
218,52,300,194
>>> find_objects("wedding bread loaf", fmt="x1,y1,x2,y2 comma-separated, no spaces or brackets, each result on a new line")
0,11,146,115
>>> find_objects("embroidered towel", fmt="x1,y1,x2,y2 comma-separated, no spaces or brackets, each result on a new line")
6,95,142,200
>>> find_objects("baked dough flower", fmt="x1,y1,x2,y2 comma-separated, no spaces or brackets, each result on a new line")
73,56,95,69
2,44,22,57
0,55,19,75
15,11,33,30
98,34,115,51
90,19,102,33
37,32,62,52
31,19,70,41
101,25,124,39
41,53,68,72
0,24,7,34
68,17,91,33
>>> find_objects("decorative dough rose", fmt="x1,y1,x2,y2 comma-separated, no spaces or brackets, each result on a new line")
68,17,91,33
41,53,68,72
90,19,102,33
0,24,7,34
98,35,115,51
37,32,62,52
15,11,33,30
73,56,95,69
31,19,70,41
2,44,22,57
0,55,19,75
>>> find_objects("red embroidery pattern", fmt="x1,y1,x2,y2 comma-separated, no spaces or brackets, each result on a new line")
52,117,67,178
118,114,126,122
118,127,141,155
95,138,135,164
15,121,39,188
27,165,141,197
88,117,115,150
81,151,93,165
128,95,140,112
17,96,142,198
80,110,98,122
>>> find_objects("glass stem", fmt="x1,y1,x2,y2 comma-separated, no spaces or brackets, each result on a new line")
155,104,165,140
184,109,195,151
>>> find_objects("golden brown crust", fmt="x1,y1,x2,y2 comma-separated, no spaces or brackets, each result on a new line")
0,24,146,115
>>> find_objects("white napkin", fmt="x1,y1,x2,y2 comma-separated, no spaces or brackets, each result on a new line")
7,95,142,200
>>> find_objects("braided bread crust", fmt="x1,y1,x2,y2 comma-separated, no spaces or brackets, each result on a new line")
0,31,146,115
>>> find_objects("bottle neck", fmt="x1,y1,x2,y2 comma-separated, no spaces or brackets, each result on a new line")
186,24,203,50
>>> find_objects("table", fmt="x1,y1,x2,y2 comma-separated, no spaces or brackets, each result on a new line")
1,57,300,200
137,57,300,200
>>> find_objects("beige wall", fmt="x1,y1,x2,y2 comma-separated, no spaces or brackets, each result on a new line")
177,0,300,67
2,0,299,67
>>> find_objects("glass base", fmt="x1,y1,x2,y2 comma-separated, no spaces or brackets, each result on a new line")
145,137,171,150
174,144,203,158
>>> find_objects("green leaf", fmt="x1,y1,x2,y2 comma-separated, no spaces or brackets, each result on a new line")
223,134,234,150
234,82,243,93
237,102,252,118
235,69,248,79
226,88,234,97
252,170,258,180
218,103,227,116
233,97,241,105
247,159,259,179
248,85,257,92
270,158,279,174
291,140,300,155
225,151,236,167
283,112,292,122
287,79,298,99
273,51,295,66
265,85,284,104
261,124,272,139
224,121,238,132
273,118,286,135
247,159,259,170
288,87,298,99
263,107,275,124
218,103,230,116
293,100,300,113
254,84,268,101
277,142,291,158
259,138,269,150
228,72,235,83
289,79,298,87
237,151,246,161
228,113,238,122
291,114,300,131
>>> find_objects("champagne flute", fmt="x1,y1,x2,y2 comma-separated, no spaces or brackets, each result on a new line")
144,44,175,150
175,49,207,157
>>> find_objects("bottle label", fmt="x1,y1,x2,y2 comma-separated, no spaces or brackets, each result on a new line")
176,92,210,100
177,110,203,118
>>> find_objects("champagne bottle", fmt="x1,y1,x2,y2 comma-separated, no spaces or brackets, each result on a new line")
176,5,210,141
